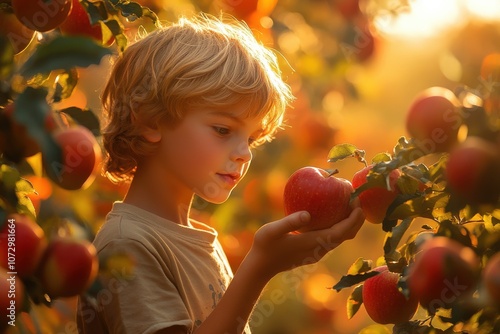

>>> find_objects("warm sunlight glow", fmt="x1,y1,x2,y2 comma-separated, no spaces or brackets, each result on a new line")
374,0,463,38
463,0,500,20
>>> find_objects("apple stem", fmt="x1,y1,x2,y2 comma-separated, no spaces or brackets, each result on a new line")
328,169,339,177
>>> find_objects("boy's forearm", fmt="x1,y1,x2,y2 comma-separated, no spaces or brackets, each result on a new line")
193,252,271,334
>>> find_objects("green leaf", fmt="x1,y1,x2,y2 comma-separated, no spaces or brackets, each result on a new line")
327,143,365,164
436,220,474,248
397,174,423,195
15,177,35,194
0,164,20,190
20,36,113,77
428,155,448,185
58,107,101,136
115,1,143,21
332,271,379,292
52,69,79,103
16,189,36,219
392,136,428,164
0,164,21,213
351,167,396,200
371,152,392,163
346,284,363,319
0,36,15,80
13,87,62,167
347,257,372,275
15,177,37,218
103,19,128,52
141,6,159,25
106,0,158,24
383,217,414,264
83,0,110,25
484,214,500,233
383,193,421,228
387,191,450,224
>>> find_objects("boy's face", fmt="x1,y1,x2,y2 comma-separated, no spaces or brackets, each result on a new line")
150,104,265,204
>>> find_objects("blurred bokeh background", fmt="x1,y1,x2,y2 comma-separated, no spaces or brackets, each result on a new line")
19,0,500,333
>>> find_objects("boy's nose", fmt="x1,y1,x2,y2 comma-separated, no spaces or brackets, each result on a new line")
231,141,252,163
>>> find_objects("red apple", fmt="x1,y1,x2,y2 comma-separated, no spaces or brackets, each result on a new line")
445,136,500,206
0,214,48,278
43,125,102,190
483,252,500,305
37,237,99,298
408,237,480,313
12,0,72,32
283,167,354,232
405,87,462,154
0,267,25,329
362,265,419,324
351,165,401,224
59,0,112,44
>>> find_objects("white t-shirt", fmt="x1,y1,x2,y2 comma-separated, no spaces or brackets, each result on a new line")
77,202,251,333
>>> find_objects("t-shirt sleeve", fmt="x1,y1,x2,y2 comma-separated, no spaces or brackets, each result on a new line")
97,238,192,334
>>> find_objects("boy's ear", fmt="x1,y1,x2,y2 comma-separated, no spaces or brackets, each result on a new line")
132,112,163,143
141,125,162,143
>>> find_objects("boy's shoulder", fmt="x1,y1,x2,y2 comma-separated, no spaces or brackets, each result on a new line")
93,202,219,252
93,202,166,251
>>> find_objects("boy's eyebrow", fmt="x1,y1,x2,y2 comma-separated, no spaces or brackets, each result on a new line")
209,110,265,135
208,110,246,124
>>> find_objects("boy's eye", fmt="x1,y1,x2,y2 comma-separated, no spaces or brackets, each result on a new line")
213,126,230,136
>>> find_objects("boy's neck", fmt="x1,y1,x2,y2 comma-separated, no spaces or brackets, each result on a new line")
123,168,194,226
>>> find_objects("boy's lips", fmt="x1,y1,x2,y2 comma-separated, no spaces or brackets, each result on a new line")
216,172,241,187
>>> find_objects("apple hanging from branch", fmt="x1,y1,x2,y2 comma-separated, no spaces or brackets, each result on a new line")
362,265,419,325
351,164,401,225
36,236,99,298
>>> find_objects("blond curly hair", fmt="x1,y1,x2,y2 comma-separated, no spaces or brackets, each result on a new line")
101,13,294,183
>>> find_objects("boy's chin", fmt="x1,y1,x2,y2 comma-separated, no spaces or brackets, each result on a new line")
198,190,233,205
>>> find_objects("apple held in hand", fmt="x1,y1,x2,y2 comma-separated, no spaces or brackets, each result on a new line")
37,237,99,298
407,236,480,313
283,167,354,232
362,266,418,325
0,214,48,278
351,165,401,224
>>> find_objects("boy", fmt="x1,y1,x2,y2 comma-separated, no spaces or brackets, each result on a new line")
77,13,364,334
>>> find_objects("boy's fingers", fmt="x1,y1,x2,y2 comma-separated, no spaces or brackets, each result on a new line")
336,207,364,239
265,211,311,236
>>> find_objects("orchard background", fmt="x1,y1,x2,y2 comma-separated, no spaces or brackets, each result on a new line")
1,0,500,333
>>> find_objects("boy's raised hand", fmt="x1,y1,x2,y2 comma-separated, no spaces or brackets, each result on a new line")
245,204,365,281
